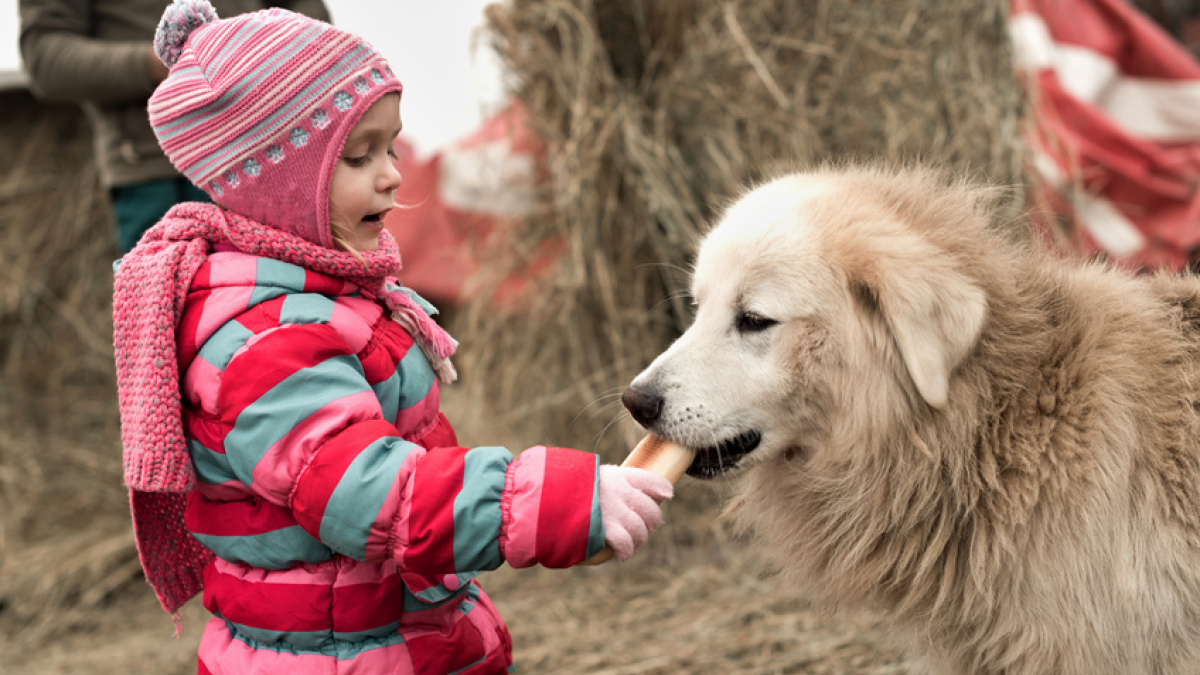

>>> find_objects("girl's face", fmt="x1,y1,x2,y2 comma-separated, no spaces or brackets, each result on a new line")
329,93,403,252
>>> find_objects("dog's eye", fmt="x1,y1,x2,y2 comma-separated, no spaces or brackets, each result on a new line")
736,312,777,333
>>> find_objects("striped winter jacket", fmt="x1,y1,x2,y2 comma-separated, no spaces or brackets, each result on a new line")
178,249,606,674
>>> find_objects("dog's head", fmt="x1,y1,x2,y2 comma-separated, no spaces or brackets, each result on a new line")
623,165,991,479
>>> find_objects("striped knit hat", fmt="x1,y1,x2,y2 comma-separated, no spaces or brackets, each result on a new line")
149,0,403,248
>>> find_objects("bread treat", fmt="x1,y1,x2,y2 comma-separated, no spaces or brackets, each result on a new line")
581,435,696,565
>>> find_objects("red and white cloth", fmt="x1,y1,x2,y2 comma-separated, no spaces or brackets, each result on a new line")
1011,0,1200,271
385,102,551,306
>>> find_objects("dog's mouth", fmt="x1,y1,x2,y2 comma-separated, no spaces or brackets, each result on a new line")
685,430,762,479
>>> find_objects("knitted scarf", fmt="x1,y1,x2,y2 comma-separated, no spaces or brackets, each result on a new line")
113,202,457,618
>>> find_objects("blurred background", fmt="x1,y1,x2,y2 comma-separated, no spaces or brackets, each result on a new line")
2,1,1200,673
0,1,508,153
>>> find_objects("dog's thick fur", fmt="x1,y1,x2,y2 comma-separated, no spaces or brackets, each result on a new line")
625,164,1200,674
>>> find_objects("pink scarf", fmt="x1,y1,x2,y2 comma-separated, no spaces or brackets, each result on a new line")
113,202,456,618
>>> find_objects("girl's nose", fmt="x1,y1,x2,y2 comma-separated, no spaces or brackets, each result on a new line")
379,159,402,193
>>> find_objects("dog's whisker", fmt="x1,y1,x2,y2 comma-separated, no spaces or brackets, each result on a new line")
593,413,626,444
571,390,628,423
634,261,691,276
652,289,694,313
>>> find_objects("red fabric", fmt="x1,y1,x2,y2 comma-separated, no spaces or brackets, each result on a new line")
177,263,212,366
417,413,459,450
385,101,555,306
301,267,351,295
1012,0,1200,272
406,614,492,675
535,448,597,568
291,419,402,539
330,576,408,634
186,491,296,536
217,324,353,423
184,410,226,455
357,315,417,385
230,302,283,337
404,449,467,571
203,561,410,635
203,564,335,632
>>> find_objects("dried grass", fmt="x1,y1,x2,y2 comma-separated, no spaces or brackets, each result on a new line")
455,0,1026,463
0,90,133,646
484,545,915,675
1,0,1024,669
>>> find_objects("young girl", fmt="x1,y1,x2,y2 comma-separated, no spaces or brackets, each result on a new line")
112,2,673,673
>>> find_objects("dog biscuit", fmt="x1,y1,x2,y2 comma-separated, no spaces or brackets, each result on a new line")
580,434,695,565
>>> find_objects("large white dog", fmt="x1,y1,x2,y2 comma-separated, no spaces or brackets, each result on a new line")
622,163,1200,675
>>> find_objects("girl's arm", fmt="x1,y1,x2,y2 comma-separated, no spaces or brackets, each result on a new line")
215,322,607,571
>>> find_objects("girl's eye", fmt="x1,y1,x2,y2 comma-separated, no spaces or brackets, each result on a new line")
387,146,398,160
343,153,370,167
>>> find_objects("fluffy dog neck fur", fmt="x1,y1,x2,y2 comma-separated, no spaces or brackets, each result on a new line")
728,166,1200,674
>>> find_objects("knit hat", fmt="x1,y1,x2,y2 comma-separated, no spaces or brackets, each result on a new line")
148,0,403,248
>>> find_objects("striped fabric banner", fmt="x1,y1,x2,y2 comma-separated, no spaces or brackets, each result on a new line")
1010,0,1200,271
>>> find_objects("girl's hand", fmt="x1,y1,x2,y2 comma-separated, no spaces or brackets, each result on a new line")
597,465,674,562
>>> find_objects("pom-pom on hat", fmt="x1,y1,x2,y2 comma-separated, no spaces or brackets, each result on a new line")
153,0,217,68
148,0,402,248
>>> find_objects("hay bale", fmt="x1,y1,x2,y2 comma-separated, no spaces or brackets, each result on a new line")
457,0,1025,460
0,1,1027,655
0,88,134,643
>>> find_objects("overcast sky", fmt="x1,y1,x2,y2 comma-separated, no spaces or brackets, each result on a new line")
0,0,506,156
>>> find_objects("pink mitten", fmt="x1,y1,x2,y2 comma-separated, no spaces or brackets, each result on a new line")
597,465,674,562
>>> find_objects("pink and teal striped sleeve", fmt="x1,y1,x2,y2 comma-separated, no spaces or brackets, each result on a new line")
216,322,606,572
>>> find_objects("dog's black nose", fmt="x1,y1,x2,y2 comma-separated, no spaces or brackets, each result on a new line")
622,386,663,428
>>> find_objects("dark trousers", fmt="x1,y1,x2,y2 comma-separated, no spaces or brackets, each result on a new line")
110,177,210,254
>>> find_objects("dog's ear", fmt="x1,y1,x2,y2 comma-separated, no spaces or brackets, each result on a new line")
847,233,986,409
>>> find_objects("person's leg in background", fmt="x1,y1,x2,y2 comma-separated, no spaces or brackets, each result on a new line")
110,177,210,254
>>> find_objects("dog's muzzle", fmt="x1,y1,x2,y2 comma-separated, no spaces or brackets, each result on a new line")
622,385,763,478
685,430,762,479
